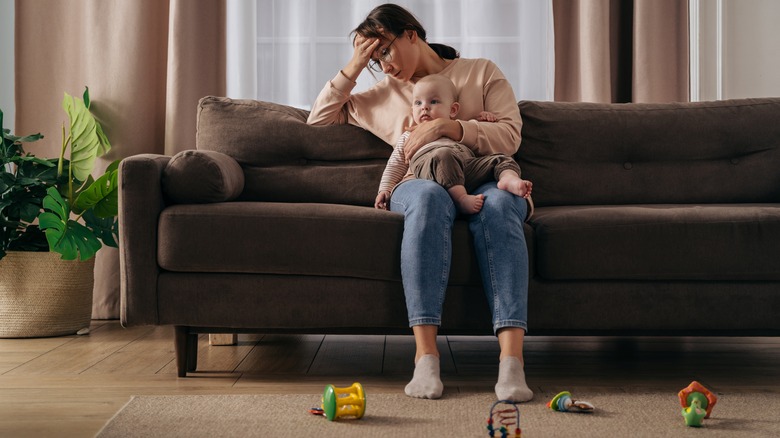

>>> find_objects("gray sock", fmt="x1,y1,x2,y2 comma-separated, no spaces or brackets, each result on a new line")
404,354,443,399
495,356,533,402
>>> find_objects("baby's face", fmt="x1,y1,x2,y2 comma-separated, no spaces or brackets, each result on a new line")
411,81,456,125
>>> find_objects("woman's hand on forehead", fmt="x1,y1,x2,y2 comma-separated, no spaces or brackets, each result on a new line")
354,34,380,54
346,34,381,79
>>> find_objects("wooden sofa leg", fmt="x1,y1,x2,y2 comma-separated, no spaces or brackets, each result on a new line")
174,326,188,377
174,326,198,377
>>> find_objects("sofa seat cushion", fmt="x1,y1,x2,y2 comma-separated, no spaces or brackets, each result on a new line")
158,202,402,281
531,204,780,281
157,202,493,285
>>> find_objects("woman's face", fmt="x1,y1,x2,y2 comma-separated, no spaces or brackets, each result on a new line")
371,31,417,82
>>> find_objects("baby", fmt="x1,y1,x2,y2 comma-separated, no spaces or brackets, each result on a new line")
375,74,532,214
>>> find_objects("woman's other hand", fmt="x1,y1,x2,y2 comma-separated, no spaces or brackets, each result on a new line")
403,119,463,163
343,35,380,81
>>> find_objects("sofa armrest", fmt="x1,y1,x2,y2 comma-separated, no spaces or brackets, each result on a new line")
119,154,170,326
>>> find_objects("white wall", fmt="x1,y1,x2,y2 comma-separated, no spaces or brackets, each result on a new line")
694,0,780,100
0,0,14,129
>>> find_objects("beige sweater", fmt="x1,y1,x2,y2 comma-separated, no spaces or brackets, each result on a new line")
307,58,522,157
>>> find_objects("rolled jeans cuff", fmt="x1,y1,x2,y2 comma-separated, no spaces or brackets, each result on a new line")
409,318,441,327
494,320,528,335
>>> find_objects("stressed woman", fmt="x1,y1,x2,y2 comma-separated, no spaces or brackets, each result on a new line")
307,3,533,402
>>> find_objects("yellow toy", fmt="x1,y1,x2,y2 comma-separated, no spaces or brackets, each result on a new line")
319,382,366,421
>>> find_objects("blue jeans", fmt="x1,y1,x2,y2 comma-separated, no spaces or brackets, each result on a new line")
389,179,529,334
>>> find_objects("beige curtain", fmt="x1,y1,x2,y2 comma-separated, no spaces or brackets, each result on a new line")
553,0,689,103
15,0,226,319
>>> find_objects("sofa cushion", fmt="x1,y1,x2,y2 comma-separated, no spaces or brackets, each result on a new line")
156,202,516,286
517,98,780,207
531,204,780,281
162,150,244,203
196,97,391,206
158,202,403,280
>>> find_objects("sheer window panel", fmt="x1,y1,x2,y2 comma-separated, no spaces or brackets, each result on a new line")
228,0,554,108
0,0,14,129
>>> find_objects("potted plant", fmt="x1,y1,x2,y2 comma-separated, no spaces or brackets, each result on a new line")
0,87,120,338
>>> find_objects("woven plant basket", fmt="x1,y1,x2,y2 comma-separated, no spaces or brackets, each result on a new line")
0,251,94,338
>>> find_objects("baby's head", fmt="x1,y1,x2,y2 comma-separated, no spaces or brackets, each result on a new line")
411,74,459,125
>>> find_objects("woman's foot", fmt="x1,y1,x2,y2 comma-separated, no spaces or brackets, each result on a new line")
405,354,444,399
495,356,533,402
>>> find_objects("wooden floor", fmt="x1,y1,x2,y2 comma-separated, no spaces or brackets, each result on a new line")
1,320,779,437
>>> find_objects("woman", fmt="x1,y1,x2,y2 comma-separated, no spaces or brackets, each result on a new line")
307,3,532,402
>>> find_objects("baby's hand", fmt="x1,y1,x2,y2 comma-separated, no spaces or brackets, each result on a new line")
477,111,498,122
375,191,390,210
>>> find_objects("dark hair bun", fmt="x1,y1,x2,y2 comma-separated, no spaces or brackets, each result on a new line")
429,43,459,60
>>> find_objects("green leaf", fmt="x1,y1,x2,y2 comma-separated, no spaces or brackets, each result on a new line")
82,210,118,248
62,91,111,181
39,187,101,261
6,225,49,252
83,86,91,109
2,109,43,145
2,182,45,222
14,154,55,167
0,173,11,193
15,177,42,186
19,201,42,222
1,110,51,257
94,122,110,153
105,159,120,173
41,187,68,220
74,164,118,218
2,133,44,143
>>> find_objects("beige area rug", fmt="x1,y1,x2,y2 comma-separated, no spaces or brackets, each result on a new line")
97,390,779,438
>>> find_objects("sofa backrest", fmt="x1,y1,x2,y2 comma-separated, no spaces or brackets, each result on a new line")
197,96,780,208
517,98,780,206
196,96,390,206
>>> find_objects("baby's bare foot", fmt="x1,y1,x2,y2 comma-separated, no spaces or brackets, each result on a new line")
498,175,532,198
454,193,484,214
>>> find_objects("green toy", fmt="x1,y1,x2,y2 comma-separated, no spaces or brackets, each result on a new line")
678,381,718,427
681,397,708,427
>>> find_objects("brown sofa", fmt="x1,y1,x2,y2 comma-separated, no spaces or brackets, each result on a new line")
119,96,780,377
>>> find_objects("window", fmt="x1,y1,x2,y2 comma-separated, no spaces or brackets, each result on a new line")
228,0,555,109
